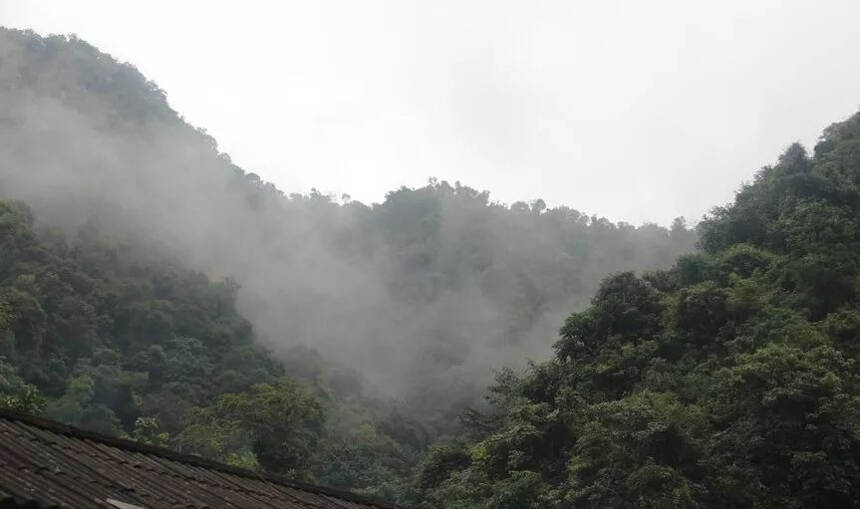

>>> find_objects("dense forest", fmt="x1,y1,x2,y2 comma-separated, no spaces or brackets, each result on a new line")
0,28,694,499
402,117,860,507
0,199,422,490
1,27,859,508
0,28,696,424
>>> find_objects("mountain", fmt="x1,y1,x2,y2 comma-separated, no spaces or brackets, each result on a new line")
0,27,695,418
407,113,860,508
0,27,696,500
4,25,860,509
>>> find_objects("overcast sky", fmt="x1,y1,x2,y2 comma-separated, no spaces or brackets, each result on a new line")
2,1,859,225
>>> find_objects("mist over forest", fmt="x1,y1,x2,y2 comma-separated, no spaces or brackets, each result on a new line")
0,28,695,416
1,26,859,508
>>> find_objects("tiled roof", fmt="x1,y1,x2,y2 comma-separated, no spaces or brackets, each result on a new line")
0,410,407,509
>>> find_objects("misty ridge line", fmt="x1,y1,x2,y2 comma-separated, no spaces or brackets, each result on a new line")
2,8,860,505
0,28,696,414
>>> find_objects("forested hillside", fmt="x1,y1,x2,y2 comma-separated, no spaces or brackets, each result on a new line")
404,115,860,507
5,25,858,509
0,27,694,421
0,27,697,500
0,198,429,492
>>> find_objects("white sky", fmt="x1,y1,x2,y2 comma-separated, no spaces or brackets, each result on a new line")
2,0,859,225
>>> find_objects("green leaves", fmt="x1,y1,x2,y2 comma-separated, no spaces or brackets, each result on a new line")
709,344,860,507
556,272,663,361
415,112,860,508
566,391,706,508
0,359,46,414
178,379,324,479
5,28,860,506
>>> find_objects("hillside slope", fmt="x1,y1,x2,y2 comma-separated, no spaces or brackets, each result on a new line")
408,113,860,508
0,28,695,417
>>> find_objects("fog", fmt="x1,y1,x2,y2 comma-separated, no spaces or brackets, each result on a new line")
3,1,860,226
0,29,696,416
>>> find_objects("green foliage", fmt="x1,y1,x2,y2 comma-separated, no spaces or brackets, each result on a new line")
0,26,697,440
0,197,285,447
415,112,860,508
216,379,324,477
131,416,170,447
556,272,663,361
708,344,860,508
0,359,46,414
4,26,860,508
0,26,702,502
0,195,427,493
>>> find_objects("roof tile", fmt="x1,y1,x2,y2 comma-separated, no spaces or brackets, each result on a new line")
0,411,406,509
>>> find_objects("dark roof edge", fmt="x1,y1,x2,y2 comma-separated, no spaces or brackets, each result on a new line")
0,409,408,509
